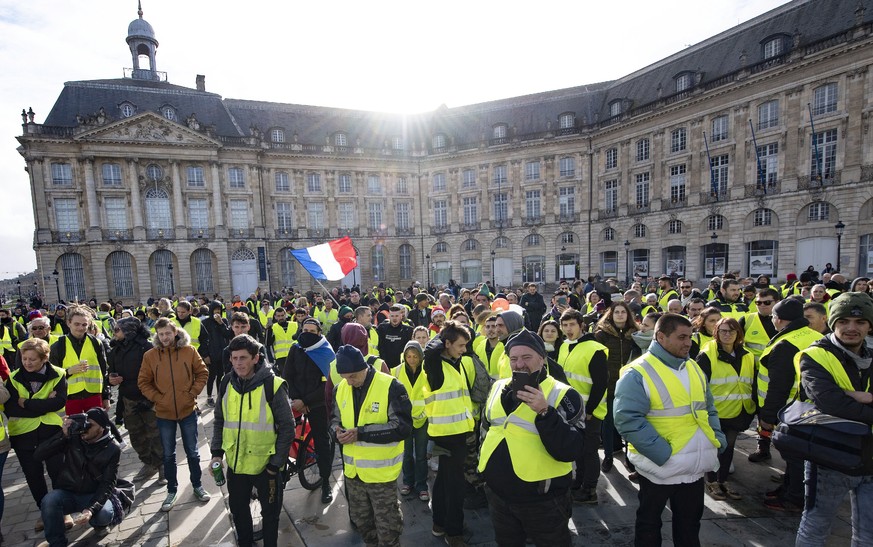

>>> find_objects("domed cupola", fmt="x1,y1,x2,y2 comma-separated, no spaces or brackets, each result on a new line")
127,1,160,80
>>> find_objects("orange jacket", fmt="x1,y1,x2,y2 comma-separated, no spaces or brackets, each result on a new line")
137,328,208,420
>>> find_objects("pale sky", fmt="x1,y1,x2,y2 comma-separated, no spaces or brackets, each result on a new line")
0,0,791,278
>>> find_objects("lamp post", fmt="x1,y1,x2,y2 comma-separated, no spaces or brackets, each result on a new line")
266,260,272,293
560,245,566,281
167,263,175,297
490,250,496,287
52,269,61,302
426,254,431,288
710,232,719,278
16,278,21,301
624,240,631,287
834,220,845,273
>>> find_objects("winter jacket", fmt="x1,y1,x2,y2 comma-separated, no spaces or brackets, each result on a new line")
107,328,152,401
283,338,329,410
799,334,873,425
201,316,231,367
137,328,208,420
759,318,812,424
519,292,547,330
377,321,413,369
594,321,637,396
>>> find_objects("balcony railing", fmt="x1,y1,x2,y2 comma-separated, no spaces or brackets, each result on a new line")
490,219,512,229
631,203,650,214
307,228,328,239
337,228,359,237
461,221,481,232
431,224,450,235
229,228,255,238
368,228,389,237
558,212,579,223
188,228,212,239
598,208,618,220
395,227,415,237
744,182,781,198
699,191,728,204
52,230,84,243
522,216,544,226
146,228,174,240
664,197,687,210
103,229,133,241
490,137,509,146
798,171,840,190
274,228,297,239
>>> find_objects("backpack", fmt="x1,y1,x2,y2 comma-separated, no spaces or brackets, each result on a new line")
465,352,493,406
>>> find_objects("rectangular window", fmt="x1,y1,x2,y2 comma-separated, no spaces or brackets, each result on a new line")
670,164,687,202
525,190,541,218
559,114,574,129
670,128,686,153
367,202,383,230
525,161,540,181
392,136,403,150
493,193,508,221
307,202,325,230
635,173,650,207
434,200,447,227
605,180,618,212
493,165,507,186
711,115,728,142
756,143,779,186
228,167,245,188
559,187,575,217
230,200,249,229
276,202,293,231
51,162,72,185
763,37,782,58
559,157,575,177
367,175,381,194
758,100,779,130
338,173,352,193
462,169,476,188
307,173,322,192
605,148,618,170
189,198,208,229
275,171,290,192
102,163,122,186
711,155,729,194
808,202,830,222
187,166,204,187
104,197,127,230
395,202,410,229
54,198,78,231
463,196,478,225
636,139,650,161
811,128,838,182
338,202,355,229
433,173,446,191
813,83,838,116
754,209,772,226
396,176,408,194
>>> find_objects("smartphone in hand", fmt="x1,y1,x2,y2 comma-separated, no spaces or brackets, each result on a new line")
511,370,536,396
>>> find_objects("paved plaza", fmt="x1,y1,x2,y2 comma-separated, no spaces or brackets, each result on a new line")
1,390,854,546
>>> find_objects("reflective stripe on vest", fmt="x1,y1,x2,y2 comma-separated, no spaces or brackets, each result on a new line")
627,356,719,455
474,340,504,381
558,339,608,419
391,363,428,429
271,322,297,359
478,376,573,481
172,317,202,350
221,376,284,475
337,371,404,483
423,360,474,436
701,340,756,419
63,336,103,395
796,345,872,400
7,365,66,436
658,290,678,312
368,327,380,357
742,313,771,357
0,328,10,356
757,326,822,407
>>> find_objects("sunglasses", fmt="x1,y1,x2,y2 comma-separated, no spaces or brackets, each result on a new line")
755,300,774,305
32,326,49,331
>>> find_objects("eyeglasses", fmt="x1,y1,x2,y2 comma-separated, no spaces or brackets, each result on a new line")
31,326,48,331
755,300,774,305
717,329,736,335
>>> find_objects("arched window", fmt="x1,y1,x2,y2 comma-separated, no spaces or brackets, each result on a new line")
372,246,385,281
335,133,348,147
60,253,86,301
462,239,479,252
633,223,647,238
192,249,215,293
707,214,725,231
494,236,510,249
434,242,448,254
279,248,297,289
145,187,171,231
604,227,615,241
668,220,683,234
108,251,134,298
152,250,174,296
525,234,541,247
399,244,413,279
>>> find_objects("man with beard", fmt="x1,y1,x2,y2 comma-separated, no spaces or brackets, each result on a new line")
377,305,413,370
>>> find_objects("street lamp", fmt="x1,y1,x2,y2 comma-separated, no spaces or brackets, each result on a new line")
834,220,845,273
426,254,431,288
560,246,566,281
52,269,61,302
624,240,631,287
16,278,21,301
490,250,496,287
167,263,175,296
266,260,272,293
710,232,719,278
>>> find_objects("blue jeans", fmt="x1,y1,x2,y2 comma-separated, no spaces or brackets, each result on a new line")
41,489,114,547
156,412,202,492
796,463,873,546
402,424,428,492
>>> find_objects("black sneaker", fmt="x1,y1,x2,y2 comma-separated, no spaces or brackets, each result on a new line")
206,397,215,407
748,450,771,463
572,487,598,505
601,457,614,473
321,482,333,504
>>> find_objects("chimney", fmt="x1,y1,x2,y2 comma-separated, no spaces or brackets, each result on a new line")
196,75,206,92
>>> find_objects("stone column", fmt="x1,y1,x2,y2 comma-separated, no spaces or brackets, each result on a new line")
127,160,144,229
210,162,224,229
82,158,101,242
171,161,185,230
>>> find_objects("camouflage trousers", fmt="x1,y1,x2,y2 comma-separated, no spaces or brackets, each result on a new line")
464,419,484,489
122,396,163,468
345,475,403,547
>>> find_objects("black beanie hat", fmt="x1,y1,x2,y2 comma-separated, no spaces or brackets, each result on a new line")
335,345,368,374
504,328,546,358
772,298,804,322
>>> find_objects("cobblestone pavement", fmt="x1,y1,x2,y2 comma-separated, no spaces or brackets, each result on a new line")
2,391,853,546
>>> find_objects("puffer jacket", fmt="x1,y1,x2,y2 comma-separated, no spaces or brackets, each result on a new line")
137,328,208,420
108,324,153,401
594,320,637,396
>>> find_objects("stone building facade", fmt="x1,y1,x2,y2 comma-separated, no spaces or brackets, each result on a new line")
16,0,873,302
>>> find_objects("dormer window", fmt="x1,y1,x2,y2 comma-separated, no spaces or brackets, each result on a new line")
559,113,575,129
761,34,788,59
675,72,694,93
493,124,507,139
161,106,176,121
120,103,135,118
392,136,404,150
432,134,446,150
609,100,622,118
334,132,347,147
271,129,285,143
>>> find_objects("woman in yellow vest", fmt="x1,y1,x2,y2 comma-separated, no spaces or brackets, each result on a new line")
331,345,412,547
689,306,722,359
392,341,430,502
695,317,756,501
5,338,68,525
0,359,9,540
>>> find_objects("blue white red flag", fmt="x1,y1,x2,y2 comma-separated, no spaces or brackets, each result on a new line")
290,236,357,281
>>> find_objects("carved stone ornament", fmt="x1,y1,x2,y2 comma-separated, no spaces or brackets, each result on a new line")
156,243,167,250
63,245,76,254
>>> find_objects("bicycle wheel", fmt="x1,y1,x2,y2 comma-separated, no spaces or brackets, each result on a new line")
297,430,323,491
250,489,264,542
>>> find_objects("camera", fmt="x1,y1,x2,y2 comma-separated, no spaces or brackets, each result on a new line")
67,413,91,435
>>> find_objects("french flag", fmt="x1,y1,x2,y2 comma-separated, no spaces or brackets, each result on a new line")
290,236,358,281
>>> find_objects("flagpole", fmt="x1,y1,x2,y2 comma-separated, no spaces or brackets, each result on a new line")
749,119,766,193
313,277,341,308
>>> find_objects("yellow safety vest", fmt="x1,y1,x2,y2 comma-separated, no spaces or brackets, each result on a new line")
658,290,679,312
336,371,404,483
62,336,103,395
757,326,822,407
391,363,428,428
172,317,202,350
259,309,274,328
692,331,713,352
478,375,573,481
0,327,11,356
51,322,64,337
701,341,756,419
367,327,380,358
315,308,339,330
558,339,609,420
423,358,475,437
7,365,65,436
474,339,505,381
221,376,284,475
742,313,771,357
96,312,114,337
796,345,872,398
625,355,720,456
271,322,297,359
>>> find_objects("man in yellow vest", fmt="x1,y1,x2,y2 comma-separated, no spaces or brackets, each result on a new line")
210,334,294,547
705,278,749,320
48,305,109,415
754,297,822,512
50,305,69,337
614,313,725,547
473,314,504,380
795,292,873,544
331,345,412,547
172,301,211,365
739,288,778,360
315,298,339,332
478,329,584,546
558,308,609,504
656,275,680,312
354,306,380,358
264,306,297,375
